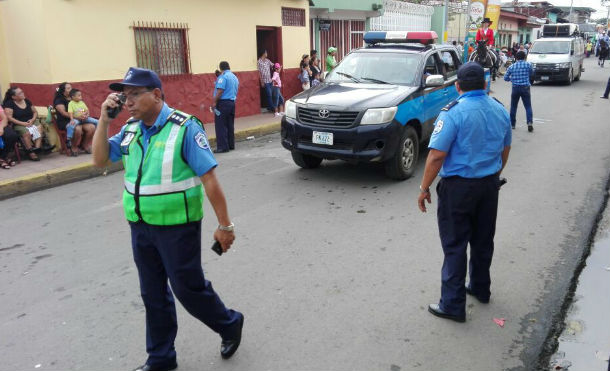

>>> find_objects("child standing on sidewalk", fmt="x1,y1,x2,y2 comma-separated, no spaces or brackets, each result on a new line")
67,89,98,155
271,63,284,116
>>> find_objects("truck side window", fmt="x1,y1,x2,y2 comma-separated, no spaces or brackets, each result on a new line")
442,51,459,79
424,55,439,76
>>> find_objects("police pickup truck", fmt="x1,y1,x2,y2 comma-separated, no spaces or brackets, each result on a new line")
281,31,490,180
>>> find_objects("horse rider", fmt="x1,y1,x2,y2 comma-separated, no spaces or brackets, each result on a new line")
476,18,495,48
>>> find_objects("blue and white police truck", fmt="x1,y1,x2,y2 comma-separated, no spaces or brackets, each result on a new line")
281,31,491,180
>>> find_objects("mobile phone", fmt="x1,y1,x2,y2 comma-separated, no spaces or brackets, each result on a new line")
107,93,126,119
211,240,223,256
499,177,507,189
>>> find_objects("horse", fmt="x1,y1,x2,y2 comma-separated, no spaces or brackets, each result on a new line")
469,40,500,81
599,40,608,67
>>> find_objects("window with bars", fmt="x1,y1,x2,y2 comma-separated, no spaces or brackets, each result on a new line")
133,22,191,76
282,7,305,27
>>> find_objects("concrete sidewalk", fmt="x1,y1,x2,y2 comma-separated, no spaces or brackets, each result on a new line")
0,113,281,200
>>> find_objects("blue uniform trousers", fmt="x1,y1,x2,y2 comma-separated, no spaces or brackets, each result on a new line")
130,221,241,368
214,100,235,151
436,175,499,316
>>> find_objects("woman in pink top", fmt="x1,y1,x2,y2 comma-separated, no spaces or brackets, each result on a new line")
271,63,284,116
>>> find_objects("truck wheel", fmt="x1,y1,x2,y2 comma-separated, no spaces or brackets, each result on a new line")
384,126,419,180
292,152,322,169
574,64,582,81
566,68,573,85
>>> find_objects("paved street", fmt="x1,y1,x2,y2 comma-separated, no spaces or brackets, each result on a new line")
1,57,610,371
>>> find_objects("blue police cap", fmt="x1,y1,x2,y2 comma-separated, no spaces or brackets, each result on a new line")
109,67,162,91
457,62,485,82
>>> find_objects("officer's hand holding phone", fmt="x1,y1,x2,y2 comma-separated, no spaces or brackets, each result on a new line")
100,93,126,122
213,227,235,255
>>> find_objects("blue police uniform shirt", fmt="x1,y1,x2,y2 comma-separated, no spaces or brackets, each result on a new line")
214,70,239,100
108,103,218,177
428,90,511,178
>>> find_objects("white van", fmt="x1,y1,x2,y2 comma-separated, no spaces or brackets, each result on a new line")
527,24,585,84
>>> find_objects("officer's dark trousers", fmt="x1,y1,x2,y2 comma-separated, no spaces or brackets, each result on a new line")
214,99,235,151
436,175,499,316
130,221,240,367
603,77,610,98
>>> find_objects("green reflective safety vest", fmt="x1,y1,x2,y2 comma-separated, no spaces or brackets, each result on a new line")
121,110,204,225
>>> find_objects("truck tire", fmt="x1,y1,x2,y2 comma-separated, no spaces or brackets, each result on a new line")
566,68,573,85
384,126,419,180
574,64,582,81
292,152,323,169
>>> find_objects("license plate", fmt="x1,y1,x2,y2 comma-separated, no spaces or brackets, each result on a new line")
541,76,549,81
312,131,333,145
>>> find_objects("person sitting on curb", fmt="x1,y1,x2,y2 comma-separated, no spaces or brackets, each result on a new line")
2,87,42,161
67,89,98,155
0,105,19,169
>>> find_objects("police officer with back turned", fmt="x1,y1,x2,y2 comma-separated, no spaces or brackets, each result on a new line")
417,62,511,323
92,67,244,371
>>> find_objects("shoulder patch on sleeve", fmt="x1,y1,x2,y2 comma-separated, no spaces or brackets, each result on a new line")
441,100,459,111
433,120,444,134
167,111,190,126
492,97,504,106
194,131,210,150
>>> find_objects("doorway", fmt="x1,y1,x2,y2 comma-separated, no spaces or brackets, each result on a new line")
256,26,282,112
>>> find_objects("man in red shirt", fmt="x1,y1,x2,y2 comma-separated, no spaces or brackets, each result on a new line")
476,18,495,47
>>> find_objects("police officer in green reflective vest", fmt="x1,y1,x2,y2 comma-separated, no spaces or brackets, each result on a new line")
92,67,244,371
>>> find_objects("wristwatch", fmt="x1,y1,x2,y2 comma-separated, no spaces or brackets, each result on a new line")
218,222,235,232
419,185,430,194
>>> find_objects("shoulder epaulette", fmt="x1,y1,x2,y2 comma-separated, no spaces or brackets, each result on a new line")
492,97,504,106
167,110,191,126
441,100,459,111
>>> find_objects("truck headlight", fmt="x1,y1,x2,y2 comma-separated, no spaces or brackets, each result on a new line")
286,100,297,119
556,62,571,69
360,107,398,126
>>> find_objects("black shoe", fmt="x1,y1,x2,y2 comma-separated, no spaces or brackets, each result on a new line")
41,144,55,152
601,95,609,99
229,147,235,150
132,362,177,371
428,304,465,323
213,149,229,154
221,313,244,359
511,124,515,130
465,285,490,304
527,123,534,132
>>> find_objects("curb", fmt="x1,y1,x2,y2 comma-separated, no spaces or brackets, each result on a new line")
0,121,281,200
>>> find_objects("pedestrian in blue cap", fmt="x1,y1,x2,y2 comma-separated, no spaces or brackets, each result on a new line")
418,62,512,323
93,67,244,371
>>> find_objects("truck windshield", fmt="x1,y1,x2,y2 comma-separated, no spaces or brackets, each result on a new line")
326,52,420,86
529,41,571,54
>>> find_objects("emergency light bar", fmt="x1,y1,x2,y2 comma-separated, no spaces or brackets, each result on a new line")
363,31,438,45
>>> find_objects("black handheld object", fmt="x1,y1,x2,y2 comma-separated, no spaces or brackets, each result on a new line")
499,177,507,189
211,240,223,256
107,93,126,119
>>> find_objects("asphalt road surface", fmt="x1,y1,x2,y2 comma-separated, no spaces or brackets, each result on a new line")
2,57,610,371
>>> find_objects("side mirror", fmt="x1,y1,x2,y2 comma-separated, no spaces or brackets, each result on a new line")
425,74,445,87
571,50,574,55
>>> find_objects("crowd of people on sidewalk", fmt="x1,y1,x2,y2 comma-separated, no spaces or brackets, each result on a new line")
0,82,100,170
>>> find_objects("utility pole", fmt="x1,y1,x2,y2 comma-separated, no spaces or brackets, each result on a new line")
568,0,573,23
444,0,450,42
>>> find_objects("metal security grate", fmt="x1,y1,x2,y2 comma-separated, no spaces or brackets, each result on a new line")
282,7,306,27
298,107,359,127
133,21,191,76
